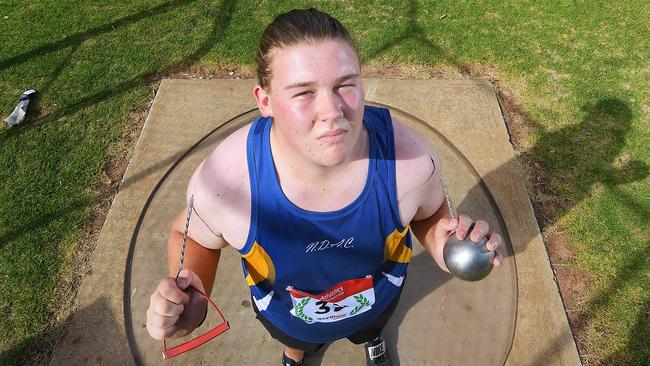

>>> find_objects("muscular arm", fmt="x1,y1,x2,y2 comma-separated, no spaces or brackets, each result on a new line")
409,171,453,273
167,208,222,295
146,206,224,340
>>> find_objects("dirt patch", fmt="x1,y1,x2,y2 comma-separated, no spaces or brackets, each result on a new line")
547,233,577,263
546,231,591,337
153,63,256,82
555,264,590,332
362,63,464,79
523,160,564,228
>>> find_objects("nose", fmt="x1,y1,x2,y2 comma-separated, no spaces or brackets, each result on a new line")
317,91,344,123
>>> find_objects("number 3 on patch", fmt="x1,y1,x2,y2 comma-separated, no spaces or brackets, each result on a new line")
287,276,375,324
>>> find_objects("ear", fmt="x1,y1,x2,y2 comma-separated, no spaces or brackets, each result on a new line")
253,85,272,117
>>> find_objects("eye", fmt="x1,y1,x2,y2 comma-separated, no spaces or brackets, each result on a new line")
293,90,313,98
337,84,356,91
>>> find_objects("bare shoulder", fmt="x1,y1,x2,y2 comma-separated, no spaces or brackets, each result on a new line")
392,116,438,191
392,115,444,224
186,123,252,250
194,123,251,192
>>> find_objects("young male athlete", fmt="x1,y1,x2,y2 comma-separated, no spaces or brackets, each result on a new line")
146,8,503,366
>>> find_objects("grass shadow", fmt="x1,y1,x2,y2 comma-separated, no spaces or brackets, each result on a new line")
0,0,198,71
0,1,238,364
0,0,236,142
0,0,238,244
599,296,650,365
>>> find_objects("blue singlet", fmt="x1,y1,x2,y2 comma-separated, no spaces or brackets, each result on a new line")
239,105,412,344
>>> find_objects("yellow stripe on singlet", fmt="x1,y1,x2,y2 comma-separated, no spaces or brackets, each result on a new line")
242,241,276,286
384,226,412,263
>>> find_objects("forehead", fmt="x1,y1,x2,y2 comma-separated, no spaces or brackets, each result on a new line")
268,39,360,88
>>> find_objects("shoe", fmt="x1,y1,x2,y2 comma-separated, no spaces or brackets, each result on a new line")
364,335,392,365
282,352,304,366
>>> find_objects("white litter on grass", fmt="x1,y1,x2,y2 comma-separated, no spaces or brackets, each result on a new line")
4,88,37,126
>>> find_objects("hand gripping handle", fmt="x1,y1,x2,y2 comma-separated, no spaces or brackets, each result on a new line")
162,287,230,360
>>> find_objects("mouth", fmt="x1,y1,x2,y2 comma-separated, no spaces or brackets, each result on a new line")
318,129,346,143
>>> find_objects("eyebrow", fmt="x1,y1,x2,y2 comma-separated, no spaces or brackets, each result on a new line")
284,73,360,90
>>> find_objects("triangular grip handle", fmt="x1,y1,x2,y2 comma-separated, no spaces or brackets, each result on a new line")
162,287,230,360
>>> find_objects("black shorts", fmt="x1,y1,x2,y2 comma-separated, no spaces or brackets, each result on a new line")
252,288,402,353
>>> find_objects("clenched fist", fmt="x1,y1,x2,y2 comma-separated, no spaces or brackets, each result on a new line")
146,269,208,340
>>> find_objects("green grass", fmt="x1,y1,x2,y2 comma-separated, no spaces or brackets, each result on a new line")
1,0,648,364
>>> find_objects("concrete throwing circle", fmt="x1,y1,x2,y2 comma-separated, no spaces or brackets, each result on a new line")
125,104,517,365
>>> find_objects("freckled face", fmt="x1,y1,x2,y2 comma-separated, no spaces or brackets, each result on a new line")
265,39,365,167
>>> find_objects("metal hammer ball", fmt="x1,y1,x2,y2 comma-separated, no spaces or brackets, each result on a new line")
443,233,495,282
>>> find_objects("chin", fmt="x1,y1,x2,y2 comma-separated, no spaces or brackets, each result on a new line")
317,151,348,167
318,156,346,167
